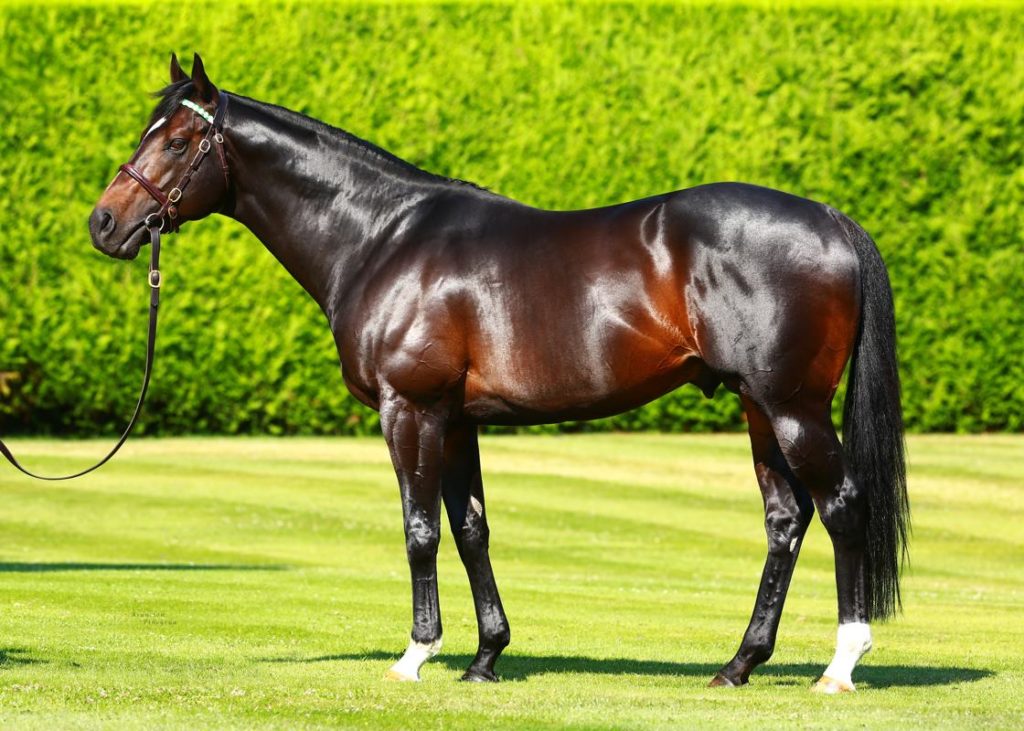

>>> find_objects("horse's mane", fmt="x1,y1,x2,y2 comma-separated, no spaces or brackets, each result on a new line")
148,81,488,193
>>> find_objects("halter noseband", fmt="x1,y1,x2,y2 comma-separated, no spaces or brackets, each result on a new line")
119,93,230,234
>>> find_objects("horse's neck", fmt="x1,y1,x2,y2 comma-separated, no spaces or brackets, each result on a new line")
222,96,439,313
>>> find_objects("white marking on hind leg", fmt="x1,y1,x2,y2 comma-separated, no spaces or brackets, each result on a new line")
817,622,872,692
386,637,442,682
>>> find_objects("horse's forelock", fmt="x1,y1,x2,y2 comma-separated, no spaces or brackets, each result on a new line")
143,79,194,136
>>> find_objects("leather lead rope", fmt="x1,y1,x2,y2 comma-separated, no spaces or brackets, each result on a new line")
0,225,162,480
0,93,228,480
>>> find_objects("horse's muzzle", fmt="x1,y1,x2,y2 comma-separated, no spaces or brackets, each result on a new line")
89,207,144,260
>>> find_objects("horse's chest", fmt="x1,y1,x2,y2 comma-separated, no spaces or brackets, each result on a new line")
338,302,468,405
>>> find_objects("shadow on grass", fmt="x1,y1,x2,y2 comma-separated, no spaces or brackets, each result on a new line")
264,651,993,688
0,562,288,573
0,647,46,667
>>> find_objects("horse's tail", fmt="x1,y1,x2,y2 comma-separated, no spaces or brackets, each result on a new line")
834,209,909,622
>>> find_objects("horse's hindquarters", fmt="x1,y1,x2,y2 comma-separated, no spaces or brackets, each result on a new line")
672,184,861,407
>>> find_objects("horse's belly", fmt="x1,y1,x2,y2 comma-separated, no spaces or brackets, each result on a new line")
461,342,708,425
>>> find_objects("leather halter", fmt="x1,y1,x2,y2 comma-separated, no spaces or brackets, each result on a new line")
0,94,230,481
119,93,230,234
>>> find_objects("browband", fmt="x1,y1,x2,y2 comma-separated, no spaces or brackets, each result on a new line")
182,99,215,125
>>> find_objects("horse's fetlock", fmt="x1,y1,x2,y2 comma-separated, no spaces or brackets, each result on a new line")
838,623,872,656
746,642,774,666
484,625,511,651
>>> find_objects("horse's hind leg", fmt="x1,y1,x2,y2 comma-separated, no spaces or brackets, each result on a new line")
711,396,815,687
764,400,873,693
440,423,511,682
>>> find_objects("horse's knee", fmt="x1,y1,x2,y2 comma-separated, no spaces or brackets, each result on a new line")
455,507,490,555
405,515,441,569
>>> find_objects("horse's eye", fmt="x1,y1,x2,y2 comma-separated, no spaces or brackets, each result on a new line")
167,138,188,153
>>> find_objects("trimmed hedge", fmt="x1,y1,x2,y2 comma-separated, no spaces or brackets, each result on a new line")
1,1,1022,436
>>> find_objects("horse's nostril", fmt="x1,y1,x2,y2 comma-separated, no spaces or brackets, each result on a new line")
90,207,117,241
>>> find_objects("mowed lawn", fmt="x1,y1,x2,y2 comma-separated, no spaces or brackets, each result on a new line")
0,434,1021,729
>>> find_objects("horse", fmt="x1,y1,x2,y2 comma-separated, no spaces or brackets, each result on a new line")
89,54,908,692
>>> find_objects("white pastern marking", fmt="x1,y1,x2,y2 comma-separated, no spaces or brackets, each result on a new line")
822,622,872,688
388,637,442,681
469,495,484,516
789,537,798,553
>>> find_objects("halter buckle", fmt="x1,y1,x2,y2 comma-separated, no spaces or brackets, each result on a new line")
214,132,224,144
168,187,182,203
149,269,162,289
198,138,212,154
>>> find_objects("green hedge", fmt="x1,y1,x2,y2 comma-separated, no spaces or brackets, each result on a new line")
1,1,1022,436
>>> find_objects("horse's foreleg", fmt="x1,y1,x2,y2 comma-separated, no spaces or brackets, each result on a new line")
711,398,814,687
380,390,449,682
440,423,510,682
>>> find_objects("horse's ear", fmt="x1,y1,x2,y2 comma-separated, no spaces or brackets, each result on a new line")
190,53,218,103
170,53,188,83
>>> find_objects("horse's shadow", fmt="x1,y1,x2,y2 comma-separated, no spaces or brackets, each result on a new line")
0,562,287,573
0,647,46,667
265,651,993,688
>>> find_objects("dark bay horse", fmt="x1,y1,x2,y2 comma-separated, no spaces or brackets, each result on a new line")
90,55,908,692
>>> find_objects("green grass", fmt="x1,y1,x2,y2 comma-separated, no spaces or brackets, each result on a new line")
0,434,1021,729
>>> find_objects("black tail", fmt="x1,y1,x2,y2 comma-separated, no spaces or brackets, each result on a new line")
835,210,909,622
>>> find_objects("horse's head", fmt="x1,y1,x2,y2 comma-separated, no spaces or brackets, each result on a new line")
89,54,229,259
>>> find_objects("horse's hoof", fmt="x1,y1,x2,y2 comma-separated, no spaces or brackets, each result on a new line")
811,675,855,694
461,669,499,683
384,668,419,682
708,673,741,688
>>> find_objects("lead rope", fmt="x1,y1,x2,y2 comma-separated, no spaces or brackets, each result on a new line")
0,225,162,480
0,93,227,480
